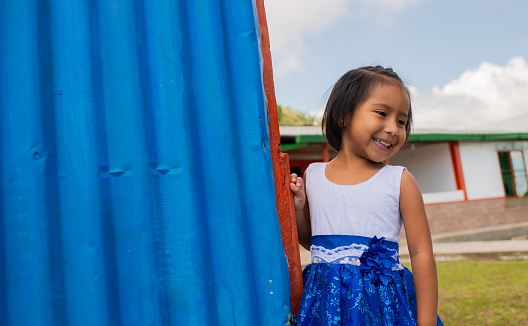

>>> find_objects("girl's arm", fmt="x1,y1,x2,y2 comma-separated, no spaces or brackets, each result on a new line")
290,173,311,250
400,170,438,326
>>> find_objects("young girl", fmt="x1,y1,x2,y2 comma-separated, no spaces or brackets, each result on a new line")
290,66,443,326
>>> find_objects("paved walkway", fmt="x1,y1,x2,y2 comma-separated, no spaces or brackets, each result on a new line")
299,239,528,267
401,239,528,263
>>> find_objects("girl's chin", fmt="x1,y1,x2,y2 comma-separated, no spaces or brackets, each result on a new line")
362,156,389,164
368,152,392,163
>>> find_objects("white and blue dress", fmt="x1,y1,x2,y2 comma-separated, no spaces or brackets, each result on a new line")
296,163,443,326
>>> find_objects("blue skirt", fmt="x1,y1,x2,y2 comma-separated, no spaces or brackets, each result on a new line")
296,263,443,326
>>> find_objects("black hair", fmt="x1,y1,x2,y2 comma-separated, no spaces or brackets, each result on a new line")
322,65,413,151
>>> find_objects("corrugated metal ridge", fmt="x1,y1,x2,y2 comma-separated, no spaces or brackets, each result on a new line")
0,1,291,325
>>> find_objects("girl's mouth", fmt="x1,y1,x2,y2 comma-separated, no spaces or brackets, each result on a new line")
373,137,393,150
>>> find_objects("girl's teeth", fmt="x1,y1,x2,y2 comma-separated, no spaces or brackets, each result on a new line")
374,138,391,148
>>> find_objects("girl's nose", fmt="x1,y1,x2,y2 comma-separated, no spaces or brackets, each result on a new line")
384,120,398,135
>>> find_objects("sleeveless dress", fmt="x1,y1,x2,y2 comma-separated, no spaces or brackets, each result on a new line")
296,163,443,326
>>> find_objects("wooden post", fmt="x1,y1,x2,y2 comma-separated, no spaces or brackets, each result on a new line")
256,0,303,316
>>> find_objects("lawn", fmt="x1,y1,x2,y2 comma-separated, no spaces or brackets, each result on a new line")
436,260,528,325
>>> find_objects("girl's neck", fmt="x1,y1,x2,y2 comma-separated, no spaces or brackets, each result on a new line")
325,152,385,185
331,151,385,171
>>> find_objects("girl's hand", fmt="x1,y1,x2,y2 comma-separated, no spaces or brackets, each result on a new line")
289,173,305,211
290,172,311,249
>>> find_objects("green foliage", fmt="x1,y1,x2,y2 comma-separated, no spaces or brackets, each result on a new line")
277,105,320,126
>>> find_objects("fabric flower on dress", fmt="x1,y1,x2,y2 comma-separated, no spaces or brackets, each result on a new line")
359,236,397,286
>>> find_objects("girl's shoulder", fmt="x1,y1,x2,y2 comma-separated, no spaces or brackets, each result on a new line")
382,164,407,174
304,162,327,187
307,162,327,170
306,162,327,175
378,164,407,185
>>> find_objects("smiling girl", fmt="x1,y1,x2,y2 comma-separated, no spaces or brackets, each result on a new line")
290,66,443,325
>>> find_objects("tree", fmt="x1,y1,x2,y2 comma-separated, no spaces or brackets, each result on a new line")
277,105,320,126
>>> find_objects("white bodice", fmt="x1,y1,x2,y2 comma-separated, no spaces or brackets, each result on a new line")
305,163,405,243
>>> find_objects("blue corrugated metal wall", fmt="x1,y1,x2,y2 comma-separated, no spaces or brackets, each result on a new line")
0,0,291,325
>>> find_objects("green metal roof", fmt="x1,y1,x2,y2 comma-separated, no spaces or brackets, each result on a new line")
281,143,309,151
409,133,528,142
285,132,528,147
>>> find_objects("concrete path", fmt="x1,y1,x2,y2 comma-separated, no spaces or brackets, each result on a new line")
401,239,528,263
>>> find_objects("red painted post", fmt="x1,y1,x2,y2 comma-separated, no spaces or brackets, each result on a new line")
449,141,468,200
322,144,330,162
255,0,303,316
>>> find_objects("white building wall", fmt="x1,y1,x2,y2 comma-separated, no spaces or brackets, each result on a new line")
390,142,456,194
459,142,504,200
390,139,528,202
459,141,528,200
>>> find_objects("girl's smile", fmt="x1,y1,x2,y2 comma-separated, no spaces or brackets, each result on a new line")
372,137,393,151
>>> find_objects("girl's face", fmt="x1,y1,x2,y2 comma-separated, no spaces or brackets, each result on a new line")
341,83,410,163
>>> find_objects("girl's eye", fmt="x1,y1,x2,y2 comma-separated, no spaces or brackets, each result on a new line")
376,111,386,117
398,120,406,126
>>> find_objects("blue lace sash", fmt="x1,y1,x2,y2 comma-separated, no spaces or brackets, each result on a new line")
310,235,403,270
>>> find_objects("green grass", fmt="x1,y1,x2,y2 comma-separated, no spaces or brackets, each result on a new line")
436,260,528,325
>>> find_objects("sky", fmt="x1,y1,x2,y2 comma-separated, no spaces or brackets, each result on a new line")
264,0,528,131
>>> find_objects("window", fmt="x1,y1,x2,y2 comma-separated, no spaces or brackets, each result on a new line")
498,151,528,197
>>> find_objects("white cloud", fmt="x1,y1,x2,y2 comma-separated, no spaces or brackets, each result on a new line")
264,0,349,76
412,56,528,131
309,105,325,122
264,0,424,76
